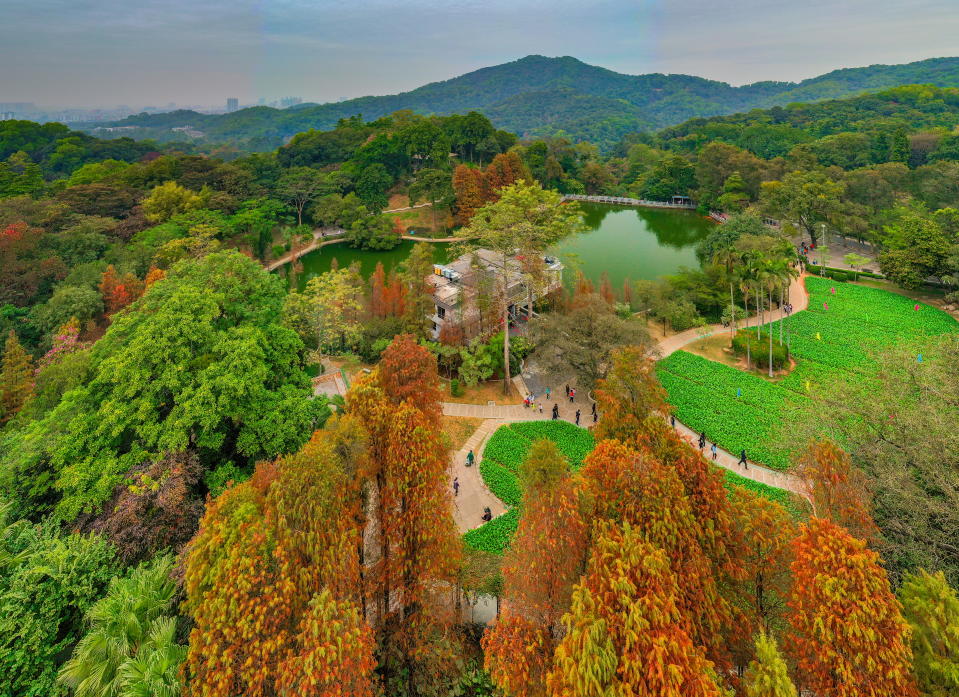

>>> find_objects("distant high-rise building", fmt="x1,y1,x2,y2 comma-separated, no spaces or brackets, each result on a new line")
280,96,302,108
0,112,16,121
226,97,239,112
258,97,266,106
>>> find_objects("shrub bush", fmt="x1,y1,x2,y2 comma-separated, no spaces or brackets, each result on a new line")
271,244,285,258
731,332,789,370
450,378,462,397
827,269,849,282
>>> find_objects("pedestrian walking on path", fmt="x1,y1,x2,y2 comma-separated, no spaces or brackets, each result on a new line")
575,409,581,425
565,384,570,397
698,432,706,450
593,411,598,424
591,402,597,417
539,402,544,414
546,386,551,400
670,414,676,429
453,477,459,496
466,449,474,467
738,449,748,469
552,403,559,420
569,388,575,403
711,443,717,461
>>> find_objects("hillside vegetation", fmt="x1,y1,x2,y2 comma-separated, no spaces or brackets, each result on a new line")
84,54,959,151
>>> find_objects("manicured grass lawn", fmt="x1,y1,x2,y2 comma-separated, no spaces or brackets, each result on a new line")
657,276,959,471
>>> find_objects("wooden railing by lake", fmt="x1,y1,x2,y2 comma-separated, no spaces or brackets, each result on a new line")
562,194,696,209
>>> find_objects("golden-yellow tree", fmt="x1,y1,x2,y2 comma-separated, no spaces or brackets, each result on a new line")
483,443,587,697
787,517,918,697
547,522,723,697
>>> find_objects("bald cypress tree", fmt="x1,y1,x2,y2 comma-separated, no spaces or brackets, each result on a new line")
744,632,798,697
0,330,33,424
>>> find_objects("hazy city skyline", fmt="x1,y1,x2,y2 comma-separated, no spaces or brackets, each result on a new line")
4,0,959,108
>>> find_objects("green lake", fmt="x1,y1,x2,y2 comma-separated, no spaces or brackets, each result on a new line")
288,203,715,291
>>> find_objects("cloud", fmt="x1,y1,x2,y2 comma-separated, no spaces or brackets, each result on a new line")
2,0,958,107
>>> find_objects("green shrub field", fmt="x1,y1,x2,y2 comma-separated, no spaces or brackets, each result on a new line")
657,276,959,470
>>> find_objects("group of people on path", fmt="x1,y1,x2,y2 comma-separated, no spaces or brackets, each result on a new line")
670,417,749,471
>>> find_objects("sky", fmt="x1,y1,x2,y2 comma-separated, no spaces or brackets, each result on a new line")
4,0,959,108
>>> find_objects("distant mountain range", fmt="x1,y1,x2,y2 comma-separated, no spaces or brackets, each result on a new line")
88,55,959,150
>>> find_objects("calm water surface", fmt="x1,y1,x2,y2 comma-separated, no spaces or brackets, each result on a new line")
288,203,714,291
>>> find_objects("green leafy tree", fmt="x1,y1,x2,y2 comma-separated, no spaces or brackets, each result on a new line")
305,266,366,353
899,570,959,697
879,208,952,289
0,511,117,697
58,554,185,697
462,181,581,394
142,181,204,223
760,170,844,245
2,251,318,523
277,167,329,226
346,214,400,250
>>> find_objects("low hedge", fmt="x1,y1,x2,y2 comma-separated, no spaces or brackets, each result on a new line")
731,332,789,370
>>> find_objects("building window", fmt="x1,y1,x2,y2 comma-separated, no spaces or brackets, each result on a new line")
436,305,446,319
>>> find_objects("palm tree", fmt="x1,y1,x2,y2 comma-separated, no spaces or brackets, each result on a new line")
713,246,743,341
737,271,753,369
58,555,183,697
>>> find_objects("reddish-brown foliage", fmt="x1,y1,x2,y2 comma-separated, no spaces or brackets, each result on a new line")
593,346,669,443
88,450,204,564
369,261,388,318
183,431,368,697
726,488,797,669
452,164,490,226
797,439,878,543
0,221,67,306
599,271,615,305
579,438,732,665
99,264,144,314
485,152,532,197
484,477,588,697
144,265,166,288
787,517,918,697
378,333,443,425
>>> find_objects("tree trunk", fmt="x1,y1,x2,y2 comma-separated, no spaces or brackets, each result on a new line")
768,288,774,378
756,288,762,339
501,255,511,396
779,285,784,345
743,292,751,368
729,281,736,342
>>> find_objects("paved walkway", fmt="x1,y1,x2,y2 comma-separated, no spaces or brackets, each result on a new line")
656,273,810,358
444,273,813,533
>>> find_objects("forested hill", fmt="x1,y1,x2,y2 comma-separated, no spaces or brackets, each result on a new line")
87,54,959,151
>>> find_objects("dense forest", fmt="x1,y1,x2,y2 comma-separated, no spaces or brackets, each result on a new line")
83,54,959,151
2,80,959,697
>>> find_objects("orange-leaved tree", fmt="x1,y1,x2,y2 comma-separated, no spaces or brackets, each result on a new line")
182,428,371,697
726,487,797,669
378,333,443,425
787,517,918,697
579,437,732,668
483,444,588,697
797,439,878,543
370,261,388,318
547,522,723,697
452,164,489,226
593,345,668,443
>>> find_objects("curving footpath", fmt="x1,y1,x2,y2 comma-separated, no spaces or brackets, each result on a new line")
444,274,813,533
